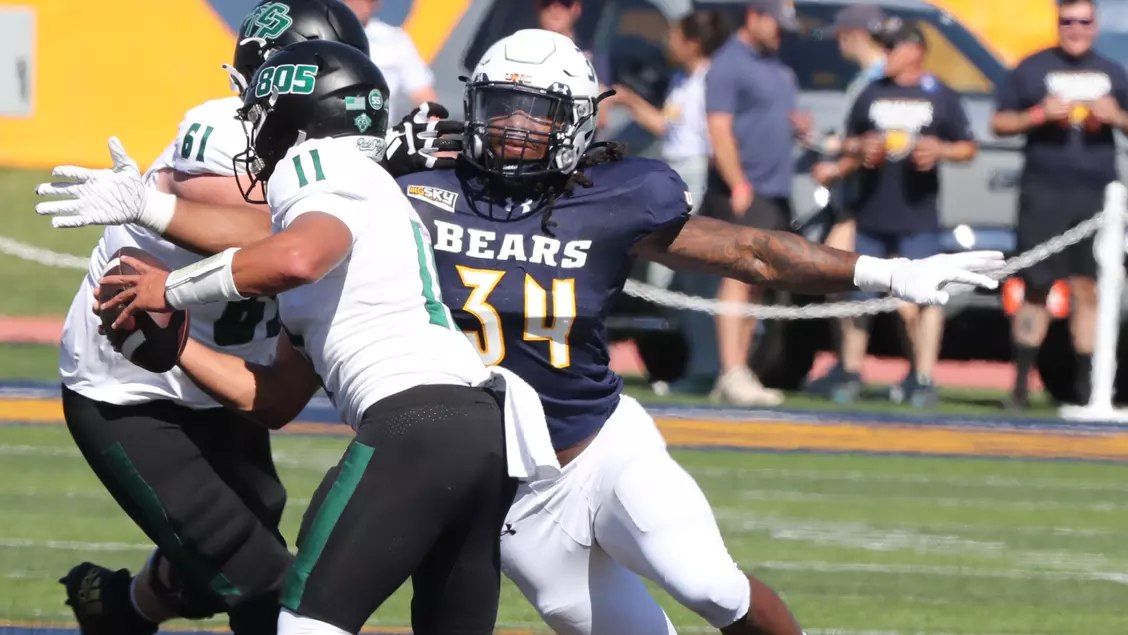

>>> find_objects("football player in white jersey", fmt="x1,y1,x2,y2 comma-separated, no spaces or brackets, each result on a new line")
91,41,556,635
33,2,370,634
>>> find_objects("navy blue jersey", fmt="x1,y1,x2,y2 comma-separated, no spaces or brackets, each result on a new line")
398,158,691,450
996,47,1128,186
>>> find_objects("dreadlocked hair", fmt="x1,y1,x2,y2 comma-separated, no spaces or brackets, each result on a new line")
535,141,627,236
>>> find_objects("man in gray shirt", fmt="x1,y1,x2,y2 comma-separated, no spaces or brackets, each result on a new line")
703,0,808,406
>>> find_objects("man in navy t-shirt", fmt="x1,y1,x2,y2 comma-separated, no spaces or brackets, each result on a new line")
814,18,977,406
992,0,1128,408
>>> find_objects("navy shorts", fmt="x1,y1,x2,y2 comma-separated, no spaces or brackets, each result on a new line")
851,229,942,300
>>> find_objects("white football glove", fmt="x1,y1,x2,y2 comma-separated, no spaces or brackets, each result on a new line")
35,137,174,232
854,250,1005,305
381,102,465,177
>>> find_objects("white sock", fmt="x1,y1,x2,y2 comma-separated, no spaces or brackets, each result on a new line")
278,609,353,635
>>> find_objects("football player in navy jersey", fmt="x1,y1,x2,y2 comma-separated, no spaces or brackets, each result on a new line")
397,28,1004,635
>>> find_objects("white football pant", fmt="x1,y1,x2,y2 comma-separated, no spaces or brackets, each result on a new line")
500,395,751,634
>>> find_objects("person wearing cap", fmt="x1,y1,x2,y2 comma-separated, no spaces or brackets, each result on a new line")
806,3,888,402
992,0,1128,409
702,0,808,406
814,18,978,407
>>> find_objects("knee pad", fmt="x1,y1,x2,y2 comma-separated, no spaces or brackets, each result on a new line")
661,560,750,629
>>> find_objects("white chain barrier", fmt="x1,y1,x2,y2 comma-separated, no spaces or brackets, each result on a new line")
623,207,1114,320
0,197,1117,320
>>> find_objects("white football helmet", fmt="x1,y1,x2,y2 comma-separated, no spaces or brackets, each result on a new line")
464,29,601,178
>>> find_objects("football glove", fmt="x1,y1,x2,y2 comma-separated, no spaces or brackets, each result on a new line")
381,102,465,177
35,137,174,233
855,250,1004,305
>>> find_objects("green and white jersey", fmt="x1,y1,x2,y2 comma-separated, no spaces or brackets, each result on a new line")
268,137,489,427
60,97,280,407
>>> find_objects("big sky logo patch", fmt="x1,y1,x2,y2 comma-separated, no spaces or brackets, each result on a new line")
407,185,460,213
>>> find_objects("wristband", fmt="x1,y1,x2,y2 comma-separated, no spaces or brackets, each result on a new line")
853,255,908,293
165,248,246,309
139,189,176,234
1027,105,1046,127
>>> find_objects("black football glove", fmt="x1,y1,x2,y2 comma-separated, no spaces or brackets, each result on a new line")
381,102,465,177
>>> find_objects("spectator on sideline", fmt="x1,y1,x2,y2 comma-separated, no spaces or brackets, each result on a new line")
992,0,1128,409
610,10,728,211
806,3,888,401
702,0,806,407
343,0,438,119
609,10,727,300
814,19,977,407
537,0,583,40
535,0,613,130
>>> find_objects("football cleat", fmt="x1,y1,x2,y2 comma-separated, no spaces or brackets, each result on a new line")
60,562,157,635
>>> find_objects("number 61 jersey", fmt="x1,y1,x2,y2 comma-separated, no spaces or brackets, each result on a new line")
60,97,280,407
398,158,690,451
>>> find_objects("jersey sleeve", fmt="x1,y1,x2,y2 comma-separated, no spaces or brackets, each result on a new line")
994,64,1026,112
267,143,378,240
845,88,873,136
939,88,975,142
704,55,740,115
1110,62,1128,110
170,99,248,177
634,162,692,241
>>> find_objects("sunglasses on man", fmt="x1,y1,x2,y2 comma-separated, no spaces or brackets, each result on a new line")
539,0,578,7
1059,17,1094,27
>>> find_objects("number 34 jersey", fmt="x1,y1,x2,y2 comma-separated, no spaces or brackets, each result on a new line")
398,158,690,451
60,97,281,408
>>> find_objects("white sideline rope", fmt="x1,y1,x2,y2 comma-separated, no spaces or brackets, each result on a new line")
624,208,1112,320
0,236,87,270
0,205,1113,320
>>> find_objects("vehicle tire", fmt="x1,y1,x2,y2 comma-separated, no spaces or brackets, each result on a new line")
750,311,822,391
635,329,688,383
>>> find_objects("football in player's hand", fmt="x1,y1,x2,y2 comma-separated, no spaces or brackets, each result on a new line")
98,247,188,373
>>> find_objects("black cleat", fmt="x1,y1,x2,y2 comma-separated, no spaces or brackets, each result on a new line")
60,562,157,635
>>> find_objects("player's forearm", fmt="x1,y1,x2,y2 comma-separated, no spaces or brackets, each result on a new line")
162,199,271,255
230,214,351,296
638,216,859,293
178,338,317,429
707,116,747,189
152,170,272,255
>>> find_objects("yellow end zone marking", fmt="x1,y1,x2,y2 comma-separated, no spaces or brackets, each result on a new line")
0,399,63,423
657,418,1128,462
4,398,1128,461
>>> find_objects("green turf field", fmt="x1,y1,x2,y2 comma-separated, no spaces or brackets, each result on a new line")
1,423,1125,633
0,169,101,316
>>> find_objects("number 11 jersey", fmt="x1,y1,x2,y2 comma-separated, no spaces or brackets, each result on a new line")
398,158,691,451
60,97,281,407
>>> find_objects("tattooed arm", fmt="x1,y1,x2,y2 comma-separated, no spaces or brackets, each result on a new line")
632,216,859,294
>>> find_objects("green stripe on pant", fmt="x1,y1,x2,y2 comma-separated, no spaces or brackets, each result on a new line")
282,440,376,610
101,442,241,599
